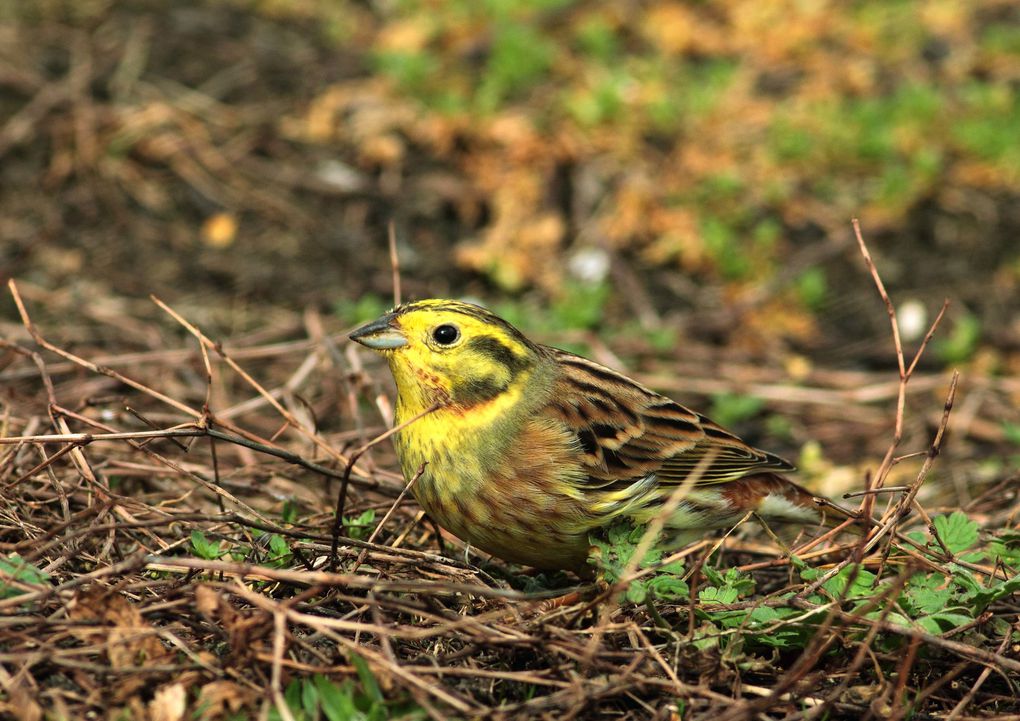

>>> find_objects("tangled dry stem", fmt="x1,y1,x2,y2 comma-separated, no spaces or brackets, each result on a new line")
1,227,1018,720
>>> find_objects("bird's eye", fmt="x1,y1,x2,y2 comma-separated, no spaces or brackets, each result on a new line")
431,324,460,346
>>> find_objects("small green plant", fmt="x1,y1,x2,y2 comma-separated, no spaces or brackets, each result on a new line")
191,530,228,560
281,499,300,524
933,510,980,555
764,413,794,441
267,534,294,568
0,554,49,600
934,312,982,364
550,279,610,331
492,281,611,356
371,49,442,101
698,566,755,605
566,73,626,126
588,521,688,604
701,216,751,279
710,392,765,428
475,23,555,111
987,528,1020,567
573,14,619,62
343,509,377,541
589,512,1019,653
268,655,426,721
1001,421,1020,446
796,267,829,311
647,327,679,353
336,295,390,326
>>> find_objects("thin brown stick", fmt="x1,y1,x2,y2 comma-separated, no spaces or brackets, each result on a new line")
388,219,401,307
350,462,427,573
851,219,950,496
143,556,583,601
150,294,349,467
944,623,1015,721
330,402,441,569
9,280,199,419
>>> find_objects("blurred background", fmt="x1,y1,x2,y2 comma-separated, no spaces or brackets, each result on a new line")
2,0,1018,491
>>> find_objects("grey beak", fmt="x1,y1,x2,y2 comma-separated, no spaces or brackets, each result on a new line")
349,313,408,350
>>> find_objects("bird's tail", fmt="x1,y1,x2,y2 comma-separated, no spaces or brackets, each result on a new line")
720,472,861,532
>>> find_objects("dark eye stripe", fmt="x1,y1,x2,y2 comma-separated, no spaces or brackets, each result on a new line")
466,336,531,377
455,377,507,405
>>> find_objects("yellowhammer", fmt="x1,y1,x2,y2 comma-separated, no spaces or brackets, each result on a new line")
351,299,842,573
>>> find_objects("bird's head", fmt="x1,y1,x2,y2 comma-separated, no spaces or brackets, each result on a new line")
349,299,542,411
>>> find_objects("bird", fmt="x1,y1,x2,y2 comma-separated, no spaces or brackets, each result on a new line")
350,299,845,574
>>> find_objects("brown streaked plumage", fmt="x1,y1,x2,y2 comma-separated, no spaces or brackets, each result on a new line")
350,299,847,573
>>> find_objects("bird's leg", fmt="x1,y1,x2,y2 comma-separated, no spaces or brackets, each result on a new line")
427,516,449,556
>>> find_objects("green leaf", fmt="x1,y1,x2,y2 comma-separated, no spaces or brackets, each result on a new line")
988,530,1020,565
351,652,384,705
700,566,725,586
712,609,751,629
925,611,974,631
722,568,756,596
933,313,981,364
988,616,1012,637
956,571,1020,612
191,530,223,560
277,679,304,721
281,499,299,524
0,554,50,600
574,15,619,61
904,573,953,614
314,675,359,721
699,586,739,604
551,279,610,330
1002,421,1020,446
701,216,751,279
905,530,927,545
301,677,319,718
744,604,817,649
626,582,647,604
933,511,979,554
587,519,664,586
710,393,765,428
865,610,913,628
796,267,829,310
749,606,781,625
817,564,878,599
789,555,809,572
699,566,755,608
644,326,679,353
647,574,689,601
268,534,292,566
343,509,377,541
916,616,943,635
691,623,720,651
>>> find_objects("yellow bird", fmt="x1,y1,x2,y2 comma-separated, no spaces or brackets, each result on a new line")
351,299,837,573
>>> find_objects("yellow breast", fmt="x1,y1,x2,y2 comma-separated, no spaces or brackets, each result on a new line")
393,410,595,571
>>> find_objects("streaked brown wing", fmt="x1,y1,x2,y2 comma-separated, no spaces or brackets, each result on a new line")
545,349,794,486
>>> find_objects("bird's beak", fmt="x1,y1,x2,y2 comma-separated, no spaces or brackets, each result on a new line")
349,313,408,350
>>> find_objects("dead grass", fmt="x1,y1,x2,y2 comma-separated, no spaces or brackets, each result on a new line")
1,230,1019,720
